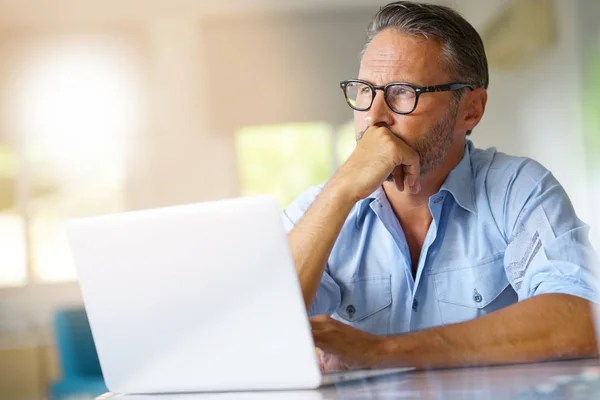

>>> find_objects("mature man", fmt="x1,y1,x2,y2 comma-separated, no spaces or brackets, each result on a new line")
283,1,599,372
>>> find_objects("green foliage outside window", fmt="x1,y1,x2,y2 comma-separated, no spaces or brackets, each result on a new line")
0,145,17,211
584,51,600,169
236,123,333,207
0,145,16,180
336,122,357,166
236,122,359,207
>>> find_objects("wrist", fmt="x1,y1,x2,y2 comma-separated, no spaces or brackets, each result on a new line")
375,336,395,368
370,335,407,369
325,174,361,205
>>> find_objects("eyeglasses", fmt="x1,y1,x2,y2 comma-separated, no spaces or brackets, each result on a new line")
340,79,474,115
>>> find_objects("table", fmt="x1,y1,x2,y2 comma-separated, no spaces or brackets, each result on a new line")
96,358,600,399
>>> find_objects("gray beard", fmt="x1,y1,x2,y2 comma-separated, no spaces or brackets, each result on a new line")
381,105,458,182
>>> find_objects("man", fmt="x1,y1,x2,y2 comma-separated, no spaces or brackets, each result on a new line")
283,1,599,372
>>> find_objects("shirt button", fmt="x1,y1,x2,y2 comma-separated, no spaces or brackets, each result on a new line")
473,289,483,303
412,299,419,312
346,305,356,317
433,196,443,204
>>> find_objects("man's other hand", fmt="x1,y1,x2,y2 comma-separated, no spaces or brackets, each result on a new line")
310,315,387,372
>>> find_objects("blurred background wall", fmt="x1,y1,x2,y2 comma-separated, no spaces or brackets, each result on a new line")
0,0,598,398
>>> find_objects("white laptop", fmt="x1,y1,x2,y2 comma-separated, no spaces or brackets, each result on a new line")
67,195,412,395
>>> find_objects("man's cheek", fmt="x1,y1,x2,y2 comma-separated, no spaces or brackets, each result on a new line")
354,114,367,135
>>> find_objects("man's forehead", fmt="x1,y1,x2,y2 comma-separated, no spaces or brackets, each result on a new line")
359,30,445,82
363,28,443,57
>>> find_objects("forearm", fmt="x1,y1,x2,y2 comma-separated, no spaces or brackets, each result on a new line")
379,294,598,369
289,126,423,311
288,179,358,310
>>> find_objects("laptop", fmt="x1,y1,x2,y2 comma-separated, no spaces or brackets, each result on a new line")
67,195,413,395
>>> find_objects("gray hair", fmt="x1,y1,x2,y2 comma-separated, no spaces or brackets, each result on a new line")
363,1,489,90
363,2,488,134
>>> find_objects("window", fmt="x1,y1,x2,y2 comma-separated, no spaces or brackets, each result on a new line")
0,144,27,286
235,121,356,207
336,122,357,168
584,48,600,170
583,45,600,250
0,39,140,287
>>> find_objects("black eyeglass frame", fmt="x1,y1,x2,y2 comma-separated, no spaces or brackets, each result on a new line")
340,79,475,115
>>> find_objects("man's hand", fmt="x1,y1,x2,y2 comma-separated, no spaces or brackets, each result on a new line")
313,295,597,372
310,315,387,372
330,126,421,201
316,350,351,372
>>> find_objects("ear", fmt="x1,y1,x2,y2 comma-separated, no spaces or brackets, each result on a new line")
458,88,487,132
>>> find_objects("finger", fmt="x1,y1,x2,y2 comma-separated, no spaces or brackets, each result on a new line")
312,333,325,350
309,315,330,332
392,166,404,192
319,351,331,371
310,320,321,334
311,328,333,349
406,167,421,194
309,314,331,323
321,352,349,372
310,325,327,345
317,350,326,371
404,165,420,194
400,153,421,194
385,131,421,192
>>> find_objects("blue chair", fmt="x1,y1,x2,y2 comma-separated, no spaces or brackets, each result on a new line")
49,308,108,400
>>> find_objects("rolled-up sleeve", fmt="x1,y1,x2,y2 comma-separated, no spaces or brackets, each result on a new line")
503,160,599,303
282,185,342,316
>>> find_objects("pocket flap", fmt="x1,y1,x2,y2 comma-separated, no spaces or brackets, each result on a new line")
432,255,508,309
336,276,392,322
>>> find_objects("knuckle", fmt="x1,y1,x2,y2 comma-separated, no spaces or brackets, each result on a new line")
314,314,329,322
382,134,397,149
375,127,390,139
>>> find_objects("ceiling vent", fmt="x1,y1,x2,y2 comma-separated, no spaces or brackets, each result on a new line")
481,0,556,69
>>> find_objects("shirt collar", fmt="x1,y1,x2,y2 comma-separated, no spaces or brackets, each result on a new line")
440,140,477,214
355,140,477,220
356,186,385,223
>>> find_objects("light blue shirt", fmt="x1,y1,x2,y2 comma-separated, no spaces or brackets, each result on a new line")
283,141,599,335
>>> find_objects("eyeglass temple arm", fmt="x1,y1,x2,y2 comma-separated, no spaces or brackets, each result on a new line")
421,83,475,93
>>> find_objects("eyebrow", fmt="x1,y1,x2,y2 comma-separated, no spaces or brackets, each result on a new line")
357,77,423,86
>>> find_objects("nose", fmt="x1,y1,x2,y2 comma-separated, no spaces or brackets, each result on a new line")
364,90,395,128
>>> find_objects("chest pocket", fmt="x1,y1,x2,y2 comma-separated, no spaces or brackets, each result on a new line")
432,254,517,325
332,276,392,335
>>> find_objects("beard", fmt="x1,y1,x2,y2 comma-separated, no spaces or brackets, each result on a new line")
357,102,458,182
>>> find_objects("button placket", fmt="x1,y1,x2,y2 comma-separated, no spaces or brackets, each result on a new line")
412,299,419,312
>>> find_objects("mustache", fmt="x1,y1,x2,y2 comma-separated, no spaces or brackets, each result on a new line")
356,127,405,143
356,128,368,141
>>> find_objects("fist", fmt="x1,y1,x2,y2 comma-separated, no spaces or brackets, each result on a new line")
331,126,421,201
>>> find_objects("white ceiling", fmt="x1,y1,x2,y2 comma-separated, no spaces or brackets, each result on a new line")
0,0,387,26
0,0,505,29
